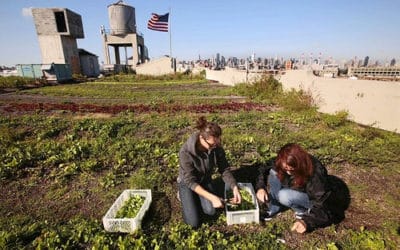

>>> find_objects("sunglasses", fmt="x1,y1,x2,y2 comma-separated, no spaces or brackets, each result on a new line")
202,136,220,148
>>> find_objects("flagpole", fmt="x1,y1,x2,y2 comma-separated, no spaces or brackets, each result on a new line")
169,7,172,59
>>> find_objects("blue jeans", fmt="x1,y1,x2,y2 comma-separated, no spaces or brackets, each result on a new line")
178,181,216,228
268,169,311,216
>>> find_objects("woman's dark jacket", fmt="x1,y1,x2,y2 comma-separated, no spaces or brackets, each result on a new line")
178,132,237,191
256,156,341,231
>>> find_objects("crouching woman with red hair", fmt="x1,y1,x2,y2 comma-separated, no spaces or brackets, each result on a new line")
256,143,342,233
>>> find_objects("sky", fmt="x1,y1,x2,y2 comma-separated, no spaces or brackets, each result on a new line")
1,0,400,66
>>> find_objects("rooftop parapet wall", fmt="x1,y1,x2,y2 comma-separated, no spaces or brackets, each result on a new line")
280,70,400,133
206,68,400,133
206,67,262,86
136,57,175,75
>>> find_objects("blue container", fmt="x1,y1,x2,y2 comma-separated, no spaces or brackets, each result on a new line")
16,64,43,79
41,63,72,83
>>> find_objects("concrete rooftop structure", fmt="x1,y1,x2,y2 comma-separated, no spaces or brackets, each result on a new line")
32,8,84,74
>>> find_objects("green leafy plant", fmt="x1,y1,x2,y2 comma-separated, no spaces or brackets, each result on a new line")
322,110,349,128
226,188,256,211
116,195,145,218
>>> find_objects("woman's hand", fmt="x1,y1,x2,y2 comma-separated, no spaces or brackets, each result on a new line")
210,195,224,208
291,220,307,233
256,188,268,203
231,185,242,204
194,185,224,208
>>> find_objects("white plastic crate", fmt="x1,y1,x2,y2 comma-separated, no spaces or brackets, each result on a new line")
102,189,152,233
225,182,259,225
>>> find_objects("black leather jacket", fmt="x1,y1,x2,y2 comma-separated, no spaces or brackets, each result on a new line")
256,156,336,231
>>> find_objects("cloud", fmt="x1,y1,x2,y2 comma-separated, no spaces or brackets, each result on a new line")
22,7,33,18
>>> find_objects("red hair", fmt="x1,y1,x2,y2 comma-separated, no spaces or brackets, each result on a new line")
275,143,314,188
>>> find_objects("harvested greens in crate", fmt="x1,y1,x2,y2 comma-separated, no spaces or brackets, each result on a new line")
224,183,259,225
103,189,152,233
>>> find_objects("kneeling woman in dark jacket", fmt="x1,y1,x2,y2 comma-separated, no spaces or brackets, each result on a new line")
256,143,337,233
177,116,242,228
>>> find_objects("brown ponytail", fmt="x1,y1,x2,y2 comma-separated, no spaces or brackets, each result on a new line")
195,116,222,139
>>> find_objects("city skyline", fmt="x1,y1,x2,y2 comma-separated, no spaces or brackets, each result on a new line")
1,0,399,66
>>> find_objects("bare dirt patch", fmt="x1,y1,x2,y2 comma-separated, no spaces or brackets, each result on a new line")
329,163,400,231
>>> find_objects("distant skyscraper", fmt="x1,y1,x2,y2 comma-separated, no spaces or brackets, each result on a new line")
251,53,255,63
318,52,322,65
390,58,396,66
215,53,220,68
363,56,369,67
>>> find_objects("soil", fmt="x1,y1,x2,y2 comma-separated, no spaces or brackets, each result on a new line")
0,91,399,249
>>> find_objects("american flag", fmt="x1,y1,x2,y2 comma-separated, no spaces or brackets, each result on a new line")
147,13,169,32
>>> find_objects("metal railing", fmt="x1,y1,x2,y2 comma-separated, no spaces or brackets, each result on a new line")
101,27,143,37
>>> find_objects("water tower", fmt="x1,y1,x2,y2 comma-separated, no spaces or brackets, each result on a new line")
101,0,148,70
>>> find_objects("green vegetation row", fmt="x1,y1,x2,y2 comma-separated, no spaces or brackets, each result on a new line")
0,76,43,90
2,108,398,182
0,71,206,90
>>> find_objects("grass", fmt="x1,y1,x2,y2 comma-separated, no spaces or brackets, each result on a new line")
17,81,237,105
0,76,49,90
0,73,399,249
